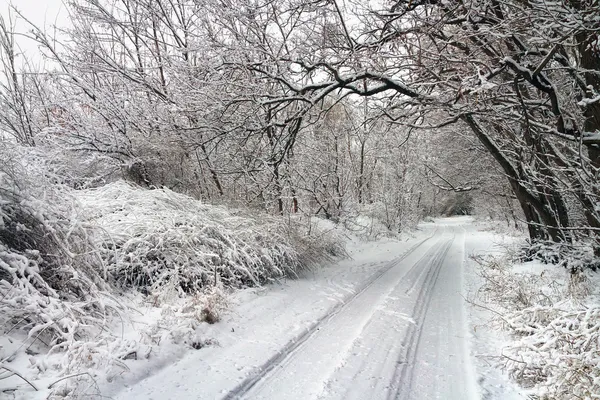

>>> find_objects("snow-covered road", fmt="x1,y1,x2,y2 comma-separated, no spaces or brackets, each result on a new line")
114,219,482,400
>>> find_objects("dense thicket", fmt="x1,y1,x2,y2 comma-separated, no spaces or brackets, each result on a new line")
4,0,598,246
0,0,519,233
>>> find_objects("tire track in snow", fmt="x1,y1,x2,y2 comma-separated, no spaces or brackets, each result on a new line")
388,237,455,399
223,231,438,400
325,238,455,400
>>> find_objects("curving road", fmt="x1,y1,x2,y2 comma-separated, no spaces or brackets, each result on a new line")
115,219,479,400
226,223,477,400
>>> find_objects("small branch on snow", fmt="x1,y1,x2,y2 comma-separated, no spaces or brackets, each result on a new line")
462,295,512,327
47,372,96,389
0,364,38,391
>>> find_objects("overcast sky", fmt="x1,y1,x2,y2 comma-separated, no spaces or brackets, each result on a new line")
0,0,68,63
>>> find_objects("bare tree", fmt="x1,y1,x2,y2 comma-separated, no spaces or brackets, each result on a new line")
0,11,37,145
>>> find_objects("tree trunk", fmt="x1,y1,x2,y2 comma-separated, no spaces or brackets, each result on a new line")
463,114,567,242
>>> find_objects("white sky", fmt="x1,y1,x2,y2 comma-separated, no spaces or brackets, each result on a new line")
0,0,68,65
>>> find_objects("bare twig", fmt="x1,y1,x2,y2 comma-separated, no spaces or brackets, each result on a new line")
0,364,38,391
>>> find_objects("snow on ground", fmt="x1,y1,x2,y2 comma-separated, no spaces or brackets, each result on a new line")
3,217,538,400
109,226,436,400
462,224,527,400
108,217,520,400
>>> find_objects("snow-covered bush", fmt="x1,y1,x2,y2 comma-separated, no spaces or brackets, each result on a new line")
0,143,113,352
473,254,600,399
290,217,348,267
520,240,599,272
504,302,600,399
0,143,132,399
0,143,346,398
336,201,421,240
76,181,327,295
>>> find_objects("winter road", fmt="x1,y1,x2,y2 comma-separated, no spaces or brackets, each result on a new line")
115,219,479,400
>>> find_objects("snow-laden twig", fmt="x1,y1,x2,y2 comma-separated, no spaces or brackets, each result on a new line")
0,363,38,391
474,252,600,398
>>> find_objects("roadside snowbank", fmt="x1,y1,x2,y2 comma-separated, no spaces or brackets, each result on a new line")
464,224,600,399
0,166,344,399
77,181,311,293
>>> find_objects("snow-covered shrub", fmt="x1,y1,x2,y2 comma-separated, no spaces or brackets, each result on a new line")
76,181,315,294
177,285,229,326
0,143,132,400
473,255,558,310
290,218,348,267
12,135,120,190
503,302,600,399
1,143,346,398
142,289,224,353
521,240,599,272
473,254,600,399
339,203,414,239
0,143,113,350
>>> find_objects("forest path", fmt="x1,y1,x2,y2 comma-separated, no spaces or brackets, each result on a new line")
114,218,479,400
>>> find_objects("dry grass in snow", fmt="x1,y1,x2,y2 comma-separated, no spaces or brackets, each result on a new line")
77,180,311,294
473,252,600,399
1,144,344,399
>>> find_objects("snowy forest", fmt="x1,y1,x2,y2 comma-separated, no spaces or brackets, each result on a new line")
1,0,599,399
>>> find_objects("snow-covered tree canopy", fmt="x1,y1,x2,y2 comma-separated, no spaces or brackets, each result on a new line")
1,0,598,243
